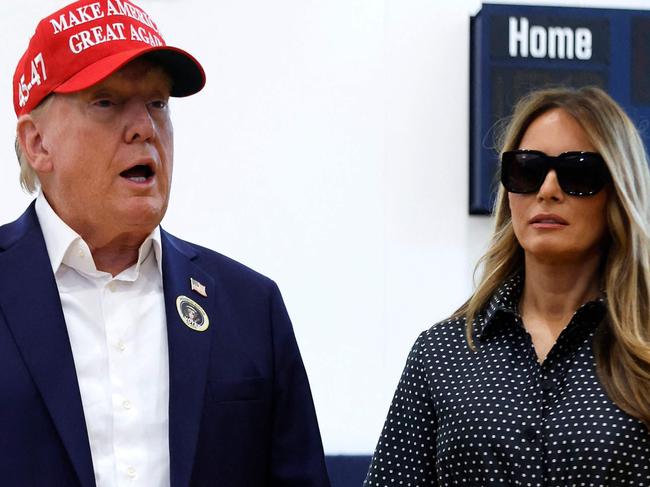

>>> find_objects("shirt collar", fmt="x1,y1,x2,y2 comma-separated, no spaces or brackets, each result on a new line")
476,273,523,341
34,192,163,279
476,271,607,342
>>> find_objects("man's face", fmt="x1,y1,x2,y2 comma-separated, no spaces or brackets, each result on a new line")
34,59,173,243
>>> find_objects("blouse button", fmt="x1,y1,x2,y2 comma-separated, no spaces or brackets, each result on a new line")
523,427,537,442
541,378,554,391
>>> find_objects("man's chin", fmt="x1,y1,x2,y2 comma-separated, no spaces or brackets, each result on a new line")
119,200,167,232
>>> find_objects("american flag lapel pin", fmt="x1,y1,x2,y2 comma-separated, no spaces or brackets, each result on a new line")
190,277,207,297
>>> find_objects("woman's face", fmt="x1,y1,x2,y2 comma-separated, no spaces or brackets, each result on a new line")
508,108,609,264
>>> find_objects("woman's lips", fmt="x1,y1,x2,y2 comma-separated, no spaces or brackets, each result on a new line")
529,213,568,228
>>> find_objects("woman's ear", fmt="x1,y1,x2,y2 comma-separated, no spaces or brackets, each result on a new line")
16,114,53,173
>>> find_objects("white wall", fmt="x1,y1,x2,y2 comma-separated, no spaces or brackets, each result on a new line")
1,0,648,455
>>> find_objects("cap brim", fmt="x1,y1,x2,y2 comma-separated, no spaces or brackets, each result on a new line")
53,46,205,97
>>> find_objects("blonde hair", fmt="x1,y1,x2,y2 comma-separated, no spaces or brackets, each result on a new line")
14,95,56,194
15,137,39,193
458,86,650,428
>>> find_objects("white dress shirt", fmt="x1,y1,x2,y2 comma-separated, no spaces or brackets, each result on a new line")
35,193,170,487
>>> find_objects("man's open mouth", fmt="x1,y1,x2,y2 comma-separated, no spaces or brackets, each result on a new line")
120,164,155,183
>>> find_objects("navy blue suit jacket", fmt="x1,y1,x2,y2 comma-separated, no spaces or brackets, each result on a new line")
0,204,330,487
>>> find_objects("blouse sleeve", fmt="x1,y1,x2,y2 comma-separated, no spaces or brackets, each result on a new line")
364,331,438,486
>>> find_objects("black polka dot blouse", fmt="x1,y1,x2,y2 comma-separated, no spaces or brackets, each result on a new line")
365,274,650,486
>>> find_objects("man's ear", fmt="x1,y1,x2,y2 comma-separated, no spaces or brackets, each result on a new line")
16,114,53,173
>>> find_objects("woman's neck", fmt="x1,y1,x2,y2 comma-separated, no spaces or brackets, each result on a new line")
519,252,603,362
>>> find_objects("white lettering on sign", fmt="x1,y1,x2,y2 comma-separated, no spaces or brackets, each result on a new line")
529,25,547,58
17,52,48,108
575,28,592,60
548,27,574,59
508,17,592,60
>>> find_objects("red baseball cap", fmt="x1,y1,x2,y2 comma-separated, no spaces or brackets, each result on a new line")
13,0,206,116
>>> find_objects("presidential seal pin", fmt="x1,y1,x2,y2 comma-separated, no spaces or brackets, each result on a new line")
176,295,210,332
190,277,207,297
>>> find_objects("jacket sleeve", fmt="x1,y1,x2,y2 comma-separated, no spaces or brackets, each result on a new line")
364,332,438,486
267,282,331,486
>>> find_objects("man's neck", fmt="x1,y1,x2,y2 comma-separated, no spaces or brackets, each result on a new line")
36,192,155,277
85,234,147,277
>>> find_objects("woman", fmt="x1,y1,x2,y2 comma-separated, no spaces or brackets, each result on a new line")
365,87,650,486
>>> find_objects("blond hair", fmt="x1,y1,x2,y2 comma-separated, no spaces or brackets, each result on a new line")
15,137,39,193
14,95,56,194
458,86,650,427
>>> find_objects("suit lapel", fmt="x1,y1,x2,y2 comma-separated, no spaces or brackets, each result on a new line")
161,231,216,487
0,206,95,487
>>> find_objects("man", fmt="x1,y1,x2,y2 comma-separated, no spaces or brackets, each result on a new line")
1,1,330,485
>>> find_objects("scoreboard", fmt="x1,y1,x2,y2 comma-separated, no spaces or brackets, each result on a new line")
469,3,650,214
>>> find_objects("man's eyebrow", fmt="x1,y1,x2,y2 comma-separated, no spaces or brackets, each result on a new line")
88,89,114,97
148,86,172,98
79,85,118,99
81,84,171,99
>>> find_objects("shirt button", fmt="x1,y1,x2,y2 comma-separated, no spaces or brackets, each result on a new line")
117,341,126,352
127,467,136,477
541,378,554,391
108,281,117,292
122,400,132,410
523,427,537,442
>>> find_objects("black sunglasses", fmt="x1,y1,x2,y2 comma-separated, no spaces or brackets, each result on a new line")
501,150,611,196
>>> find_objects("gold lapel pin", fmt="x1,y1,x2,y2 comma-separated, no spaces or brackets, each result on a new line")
190,277,207,297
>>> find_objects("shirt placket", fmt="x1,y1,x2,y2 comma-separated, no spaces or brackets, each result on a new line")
536,306,597,486
103,278,140,485
511,316,546,487
537,355,562,487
